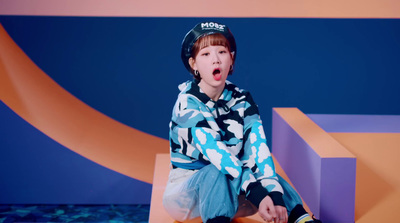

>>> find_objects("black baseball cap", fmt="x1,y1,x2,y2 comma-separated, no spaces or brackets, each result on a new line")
181,22,237,72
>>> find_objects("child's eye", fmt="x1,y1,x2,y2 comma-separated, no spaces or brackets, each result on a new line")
219,50,227,54
202,52,210,56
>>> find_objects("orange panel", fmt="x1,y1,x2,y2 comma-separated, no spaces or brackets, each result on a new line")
0,0,399,18
330,133,400,222
273,107,356,158
0,24,169,184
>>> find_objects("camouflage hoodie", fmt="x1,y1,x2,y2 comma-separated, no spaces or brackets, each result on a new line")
169,80,284,208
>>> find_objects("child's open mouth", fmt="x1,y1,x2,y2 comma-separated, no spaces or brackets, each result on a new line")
213,68,222,81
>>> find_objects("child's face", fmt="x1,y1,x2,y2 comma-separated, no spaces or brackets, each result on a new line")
190,45,233,89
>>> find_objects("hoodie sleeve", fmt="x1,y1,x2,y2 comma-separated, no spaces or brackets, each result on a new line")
171,93,273,208
240,92,285,206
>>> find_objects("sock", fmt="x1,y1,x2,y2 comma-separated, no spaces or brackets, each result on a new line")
288,205,308,223
206,216,230,223
295,214,312,223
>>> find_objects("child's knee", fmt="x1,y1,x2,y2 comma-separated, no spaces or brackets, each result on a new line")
200,164,227,182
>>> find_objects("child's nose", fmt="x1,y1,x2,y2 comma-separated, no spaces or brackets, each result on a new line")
212,53,221,64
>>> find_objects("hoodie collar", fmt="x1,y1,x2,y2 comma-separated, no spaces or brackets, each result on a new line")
182,80,230,105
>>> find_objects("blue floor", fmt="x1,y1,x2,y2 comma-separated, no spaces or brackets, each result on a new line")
0,204,150,223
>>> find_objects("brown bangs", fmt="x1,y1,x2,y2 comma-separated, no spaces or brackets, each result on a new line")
191,33,231,58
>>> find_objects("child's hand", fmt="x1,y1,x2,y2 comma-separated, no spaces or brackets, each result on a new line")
258,196,276,222
274,205,288,223
258,196,287,223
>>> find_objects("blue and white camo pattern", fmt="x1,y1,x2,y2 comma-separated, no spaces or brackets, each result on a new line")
169,80,283,197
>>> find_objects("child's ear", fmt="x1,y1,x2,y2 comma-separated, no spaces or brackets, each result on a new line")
189,57,197,70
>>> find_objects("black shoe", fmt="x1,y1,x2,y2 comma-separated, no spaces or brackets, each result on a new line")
206,216,230,223
305,215,322,223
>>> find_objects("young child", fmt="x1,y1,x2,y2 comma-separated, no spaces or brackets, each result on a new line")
163,21,321,223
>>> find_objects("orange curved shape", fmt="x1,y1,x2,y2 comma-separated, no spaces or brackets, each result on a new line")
0,24,169,184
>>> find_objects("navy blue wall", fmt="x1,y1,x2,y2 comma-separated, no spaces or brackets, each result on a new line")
0,102,151,204
1,16,399,143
